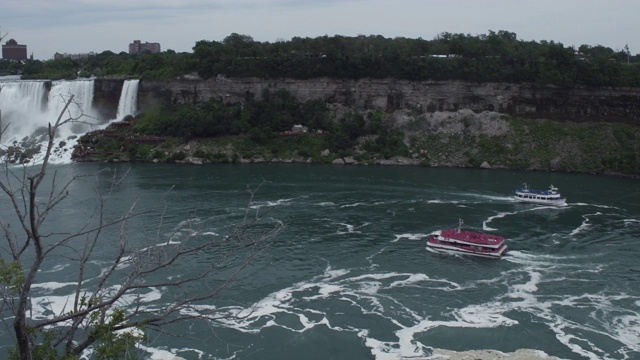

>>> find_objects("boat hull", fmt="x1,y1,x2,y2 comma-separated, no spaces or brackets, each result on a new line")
426,242,507,259
513,196,566,206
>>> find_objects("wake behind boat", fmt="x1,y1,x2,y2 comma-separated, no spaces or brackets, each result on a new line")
427,221,507,259
513,183,567,206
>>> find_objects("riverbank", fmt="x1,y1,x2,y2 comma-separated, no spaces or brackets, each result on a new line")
431,348,558,359
71,109,640,178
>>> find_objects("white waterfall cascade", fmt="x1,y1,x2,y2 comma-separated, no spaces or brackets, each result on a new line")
116,79,140,120
0,78,139,164
0,80,50,142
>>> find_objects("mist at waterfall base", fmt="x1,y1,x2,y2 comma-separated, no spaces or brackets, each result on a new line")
0,78,139,164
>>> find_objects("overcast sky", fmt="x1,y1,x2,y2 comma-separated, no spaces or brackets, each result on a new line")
3,0,639,60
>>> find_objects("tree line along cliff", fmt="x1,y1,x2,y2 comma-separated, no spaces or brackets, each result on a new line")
8,31,640,88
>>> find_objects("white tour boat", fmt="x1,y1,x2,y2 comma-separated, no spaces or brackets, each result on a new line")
513,183,566,206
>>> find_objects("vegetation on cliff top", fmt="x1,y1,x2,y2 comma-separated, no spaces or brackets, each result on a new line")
5,31,640,87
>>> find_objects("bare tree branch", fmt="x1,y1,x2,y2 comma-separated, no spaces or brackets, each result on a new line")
0,92,284,359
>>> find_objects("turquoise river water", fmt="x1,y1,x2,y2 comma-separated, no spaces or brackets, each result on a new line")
1,163,638,360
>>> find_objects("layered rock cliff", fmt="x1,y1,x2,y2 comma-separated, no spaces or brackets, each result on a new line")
117,77,640,124
87,78,640,176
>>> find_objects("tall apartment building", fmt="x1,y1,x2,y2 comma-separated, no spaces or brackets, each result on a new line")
2,39,28,61
128,40,161,55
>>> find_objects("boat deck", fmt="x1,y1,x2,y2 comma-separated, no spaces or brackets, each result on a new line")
439,229,504,246
515,188,559,196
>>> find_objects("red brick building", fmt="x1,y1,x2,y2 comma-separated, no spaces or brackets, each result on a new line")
2,39,28,61
128,40,161,54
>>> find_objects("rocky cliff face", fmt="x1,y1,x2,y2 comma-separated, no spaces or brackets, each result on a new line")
93,79,125,120
86,77,640,176
126,77,640,123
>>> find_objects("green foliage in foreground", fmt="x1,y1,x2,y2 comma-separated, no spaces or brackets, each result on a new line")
1,273,144,359
0,259,25,294
2,260,142,359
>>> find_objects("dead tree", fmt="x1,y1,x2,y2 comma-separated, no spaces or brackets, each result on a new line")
0,94,284,359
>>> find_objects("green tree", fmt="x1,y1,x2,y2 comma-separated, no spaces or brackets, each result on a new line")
15,31,640,85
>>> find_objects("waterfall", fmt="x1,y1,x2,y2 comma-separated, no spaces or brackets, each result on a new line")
116,80,139,120
0,80,48,141
0,79,99,164
47,80,95,122
0,78,141,164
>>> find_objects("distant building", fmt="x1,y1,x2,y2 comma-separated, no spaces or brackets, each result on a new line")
2,39,28,61
128,40,161,55
54,52,96,60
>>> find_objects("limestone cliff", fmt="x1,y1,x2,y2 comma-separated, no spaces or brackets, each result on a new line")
86,78,640,176
125,77,640,123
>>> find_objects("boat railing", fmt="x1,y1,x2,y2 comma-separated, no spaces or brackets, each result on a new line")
516,184,561,195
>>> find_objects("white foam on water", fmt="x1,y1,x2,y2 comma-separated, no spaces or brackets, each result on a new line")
41,263,71,273
504,251,594,268
500,252,640,359
569,213,601,236
29,284,165,324
208,264,487,358
389,273,431,288
315,201,335,206
622,218,640,226
136,345,190,360
250,197,295,209
31,281,78,292
392,233,429,242
335,221,370,234
484,211,515,225
25,241,619,360
464,193,516,202
571,202,620,210
482,221,498,231
525,204,566,212
208,245,640,360
341,202,368,208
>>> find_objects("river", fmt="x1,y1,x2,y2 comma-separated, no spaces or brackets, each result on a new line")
1,163,639,360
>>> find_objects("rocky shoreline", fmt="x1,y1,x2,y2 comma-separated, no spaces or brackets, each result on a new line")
73,107,639,179
430,348,558,359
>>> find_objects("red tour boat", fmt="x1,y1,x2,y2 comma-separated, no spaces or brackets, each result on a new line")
427,221,507,259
